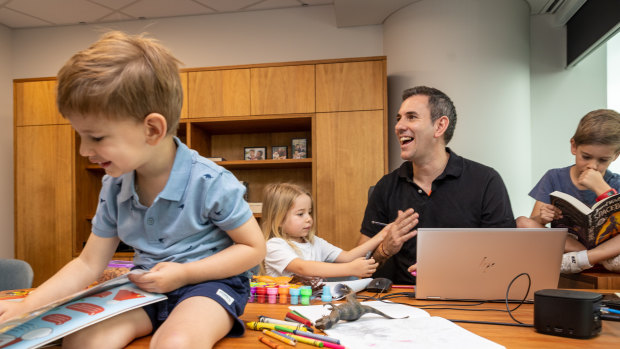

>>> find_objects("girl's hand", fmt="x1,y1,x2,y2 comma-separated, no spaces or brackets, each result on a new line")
128,262,188,293
539,203,562,225
349,257,379,278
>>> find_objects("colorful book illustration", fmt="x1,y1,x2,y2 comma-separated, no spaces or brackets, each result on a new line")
550,191,620,249
0,271,165,349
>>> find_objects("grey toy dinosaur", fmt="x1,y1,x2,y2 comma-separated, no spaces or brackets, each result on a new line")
315,285,407,330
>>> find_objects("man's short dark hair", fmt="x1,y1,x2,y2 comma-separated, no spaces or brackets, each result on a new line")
402,86,457,144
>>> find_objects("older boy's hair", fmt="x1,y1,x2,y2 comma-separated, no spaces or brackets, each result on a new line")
402,86,457,144
573,109,620,152
56,31,183,134
261,183,316,245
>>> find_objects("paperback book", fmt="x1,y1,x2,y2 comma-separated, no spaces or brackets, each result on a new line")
0,271,165,349
550,191,620,248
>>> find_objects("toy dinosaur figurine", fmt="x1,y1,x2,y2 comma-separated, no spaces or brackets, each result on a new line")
315,286,407,330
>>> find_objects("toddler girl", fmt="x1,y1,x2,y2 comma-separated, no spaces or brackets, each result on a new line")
262,183,384,278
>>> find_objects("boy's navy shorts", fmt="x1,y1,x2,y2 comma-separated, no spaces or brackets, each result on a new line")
141,275,250,337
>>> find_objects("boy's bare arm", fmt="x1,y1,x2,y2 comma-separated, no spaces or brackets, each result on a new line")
0,234,118,322
131,217,266,293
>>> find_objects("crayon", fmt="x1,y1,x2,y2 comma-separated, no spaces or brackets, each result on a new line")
259,315,307,329
262,329,297,346
320,340,346,349
285,311,313,327
259,336,284,349
290,310,308,319
247,321,309,332
277,331,324,347
292,330,341,344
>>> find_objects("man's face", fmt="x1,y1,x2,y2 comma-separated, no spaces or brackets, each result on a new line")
395,94,438,162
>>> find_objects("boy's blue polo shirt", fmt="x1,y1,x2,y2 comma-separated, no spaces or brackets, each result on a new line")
91,137,253,269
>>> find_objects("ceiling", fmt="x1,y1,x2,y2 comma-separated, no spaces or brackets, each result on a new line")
0,0,585,29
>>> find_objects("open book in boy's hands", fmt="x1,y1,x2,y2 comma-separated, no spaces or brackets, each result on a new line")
0,270,165,349
550,191,620,249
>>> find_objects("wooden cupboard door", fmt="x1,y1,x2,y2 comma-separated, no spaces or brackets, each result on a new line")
15,125,73,286
188,69,250,118
14,80,68,126
251,65,315,115
316,60,384,113
315,111,387,250
180,72,189,119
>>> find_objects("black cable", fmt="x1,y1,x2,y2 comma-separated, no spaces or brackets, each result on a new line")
363,273,535,327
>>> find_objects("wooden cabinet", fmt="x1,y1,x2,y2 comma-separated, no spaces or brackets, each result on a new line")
14,124,74,286
250,65,315,115
315,111,386,250
14,79,68,126
14,57,387,283
316,60,385,112
188,69,250,118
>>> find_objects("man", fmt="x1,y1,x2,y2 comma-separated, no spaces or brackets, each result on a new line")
358,86,515,284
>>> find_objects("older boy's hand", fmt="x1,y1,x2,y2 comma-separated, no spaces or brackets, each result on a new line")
578,168,608,194
381,209,419,256
539,203,562,225
128,262,188,293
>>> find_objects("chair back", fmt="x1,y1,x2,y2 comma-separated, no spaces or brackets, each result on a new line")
0,259,34,291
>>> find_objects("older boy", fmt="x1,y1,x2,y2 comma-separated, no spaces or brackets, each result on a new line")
0,31,265,348
517,109,620,274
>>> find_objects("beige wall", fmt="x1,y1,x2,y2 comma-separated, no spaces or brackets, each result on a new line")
11,5,383,78
0,24,12,258
3,1,610,256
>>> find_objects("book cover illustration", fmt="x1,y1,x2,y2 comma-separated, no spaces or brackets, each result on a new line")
550,191,620,249
0,283,164,349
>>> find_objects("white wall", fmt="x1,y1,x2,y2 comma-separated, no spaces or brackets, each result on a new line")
527,15,607,214
384,0,532,216
0,24,13,258
11,5,383,78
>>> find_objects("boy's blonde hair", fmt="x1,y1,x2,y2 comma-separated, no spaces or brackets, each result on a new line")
56,31,183,135
572,109,620,153
261,183,316,244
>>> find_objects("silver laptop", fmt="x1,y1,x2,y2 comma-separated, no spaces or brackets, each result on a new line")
415,228,567,301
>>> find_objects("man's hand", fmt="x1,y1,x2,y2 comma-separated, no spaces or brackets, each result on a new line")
128,262,188,293
381,208,419,256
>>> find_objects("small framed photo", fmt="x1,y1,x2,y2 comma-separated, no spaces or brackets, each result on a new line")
272,146,288,160
244,147,266,160
292,138,307,159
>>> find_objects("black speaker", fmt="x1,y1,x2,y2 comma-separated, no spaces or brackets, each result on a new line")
534,289,602,339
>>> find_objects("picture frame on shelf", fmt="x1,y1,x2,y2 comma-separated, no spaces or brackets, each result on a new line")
292,138,307,159
272,146,288,160
244,147,266,160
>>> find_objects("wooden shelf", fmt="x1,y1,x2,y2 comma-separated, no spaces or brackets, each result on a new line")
190,114,312,134
218,158,311,169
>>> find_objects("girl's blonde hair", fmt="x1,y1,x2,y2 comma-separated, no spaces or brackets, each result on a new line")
261,183,316,244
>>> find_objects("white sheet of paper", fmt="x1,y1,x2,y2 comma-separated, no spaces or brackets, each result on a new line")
290,301,505,349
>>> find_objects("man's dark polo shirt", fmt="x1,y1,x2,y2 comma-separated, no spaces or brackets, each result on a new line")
361,148,516,284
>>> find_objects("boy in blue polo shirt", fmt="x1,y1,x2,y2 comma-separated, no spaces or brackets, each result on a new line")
0,31,265,348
